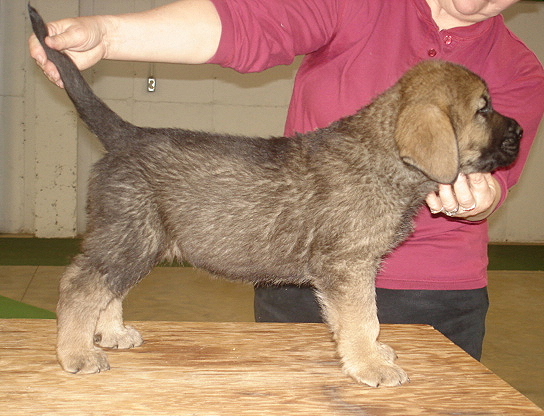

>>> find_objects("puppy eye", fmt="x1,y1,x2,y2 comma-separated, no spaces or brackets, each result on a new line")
477,96,492,115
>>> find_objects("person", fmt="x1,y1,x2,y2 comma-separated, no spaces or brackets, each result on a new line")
30,0,544,360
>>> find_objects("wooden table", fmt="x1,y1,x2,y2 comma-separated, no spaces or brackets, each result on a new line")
1,319,542,415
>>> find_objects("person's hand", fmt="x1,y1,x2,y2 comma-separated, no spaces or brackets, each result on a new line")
28,16,110,88
426,173,501,221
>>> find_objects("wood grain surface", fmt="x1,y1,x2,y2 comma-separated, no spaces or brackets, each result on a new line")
1,319,542,415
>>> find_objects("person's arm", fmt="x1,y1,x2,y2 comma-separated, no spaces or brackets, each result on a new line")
29,0,221,88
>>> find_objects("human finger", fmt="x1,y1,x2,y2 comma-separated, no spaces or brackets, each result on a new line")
426,191,443,214
466,173,497,212
451,173,498,219
43,63,64,88
44,20,88,52
436,183,459,214
426,182,460,216
29,32,65,88
28,33,48,68
452,173,476,213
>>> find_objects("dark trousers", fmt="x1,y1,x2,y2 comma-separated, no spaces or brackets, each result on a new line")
254,285,489,360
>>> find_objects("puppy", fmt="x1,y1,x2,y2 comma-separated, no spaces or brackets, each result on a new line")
30,5,522,387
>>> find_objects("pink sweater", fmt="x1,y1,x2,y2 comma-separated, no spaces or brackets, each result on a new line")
209,0,544,290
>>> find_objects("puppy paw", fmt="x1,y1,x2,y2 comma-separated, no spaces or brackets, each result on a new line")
94,325,143,349
58,347,111,374
377,341,398,362
342,353,409,387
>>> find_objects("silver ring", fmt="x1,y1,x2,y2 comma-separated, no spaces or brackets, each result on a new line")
443,206,459,217
458,203,477,213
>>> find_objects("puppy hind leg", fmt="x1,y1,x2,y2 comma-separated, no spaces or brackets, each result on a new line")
94,297,143,350
56,257,115,374
85,215,167,348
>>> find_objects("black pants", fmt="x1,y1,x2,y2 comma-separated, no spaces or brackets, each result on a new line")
254,285,489,360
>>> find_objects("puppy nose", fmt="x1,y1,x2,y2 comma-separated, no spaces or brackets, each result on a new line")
512,123,523,140
501,118,523,155
508,118,523,140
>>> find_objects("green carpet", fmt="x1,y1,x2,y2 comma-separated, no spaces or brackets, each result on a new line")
0,295,55,319
0,238,188,267
0,238,81,266
488,245,544,271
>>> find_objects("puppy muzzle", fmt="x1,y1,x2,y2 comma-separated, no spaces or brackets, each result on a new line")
500,117,523,156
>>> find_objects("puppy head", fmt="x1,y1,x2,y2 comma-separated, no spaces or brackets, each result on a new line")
394,61,522,184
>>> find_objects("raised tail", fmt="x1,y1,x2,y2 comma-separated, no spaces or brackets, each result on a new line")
29,4,139,152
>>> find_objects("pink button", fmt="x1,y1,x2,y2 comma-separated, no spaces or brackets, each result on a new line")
428,49,437,57
444,35,453,45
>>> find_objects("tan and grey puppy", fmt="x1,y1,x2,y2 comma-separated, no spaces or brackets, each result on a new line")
30,6,522,387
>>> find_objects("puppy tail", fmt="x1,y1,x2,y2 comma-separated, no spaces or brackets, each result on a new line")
29,4,139,152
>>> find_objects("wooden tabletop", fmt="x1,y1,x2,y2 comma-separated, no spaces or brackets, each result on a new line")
1,319,542,415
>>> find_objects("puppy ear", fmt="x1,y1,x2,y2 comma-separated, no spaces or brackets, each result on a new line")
395,104,459,184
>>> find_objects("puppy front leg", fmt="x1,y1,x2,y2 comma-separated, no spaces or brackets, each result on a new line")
316,264,408,387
